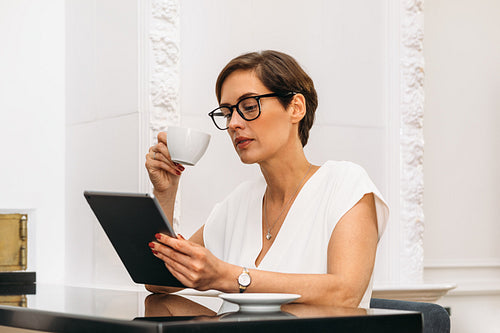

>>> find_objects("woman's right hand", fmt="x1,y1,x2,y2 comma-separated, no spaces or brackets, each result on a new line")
145,132,185,193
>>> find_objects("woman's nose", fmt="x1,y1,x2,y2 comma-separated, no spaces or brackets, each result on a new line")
227,110,246,130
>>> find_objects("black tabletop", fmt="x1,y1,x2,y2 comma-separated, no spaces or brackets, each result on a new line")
0,284,422,333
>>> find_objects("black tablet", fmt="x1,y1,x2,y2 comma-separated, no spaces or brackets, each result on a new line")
84,191,184,287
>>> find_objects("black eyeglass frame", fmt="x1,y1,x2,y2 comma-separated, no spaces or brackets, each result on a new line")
208,92,297,130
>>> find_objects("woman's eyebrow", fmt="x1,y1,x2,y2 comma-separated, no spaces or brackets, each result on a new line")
238,92,258,100
220,92,259,106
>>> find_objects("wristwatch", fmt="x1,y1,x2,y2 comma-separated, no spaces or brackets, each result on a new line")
237,267,251,293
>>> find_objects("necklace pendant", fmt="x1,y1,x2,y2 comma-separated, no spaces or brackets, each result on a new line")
266,232,272,240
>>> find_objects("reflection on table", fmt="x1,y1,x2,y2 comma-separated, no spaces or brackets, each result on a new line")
142,291,381,324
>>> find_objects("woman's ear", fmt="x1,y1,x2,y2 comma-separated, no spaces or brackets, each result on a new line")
289,93,307,124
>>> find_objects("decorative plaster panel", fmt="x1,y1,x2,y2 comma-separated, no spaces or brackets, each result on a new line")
150,0,180,130
400,0,425,283
149,0,181,230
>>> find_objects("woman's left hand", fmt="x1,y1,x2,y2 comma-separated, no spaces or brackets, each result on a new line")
150,233,231,291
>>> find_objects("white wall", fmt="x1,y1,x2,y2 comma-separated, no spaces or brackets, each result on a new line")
65,0,142,288
423,0,500,332
0,1,65,283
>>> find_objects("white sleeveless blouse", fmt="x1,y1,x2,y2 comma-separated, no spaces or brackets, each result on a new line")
203,161,389,308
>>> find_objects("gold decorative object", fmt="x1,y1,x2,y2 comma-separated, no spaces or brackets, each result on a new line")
0,295,27,307
0,214,28,272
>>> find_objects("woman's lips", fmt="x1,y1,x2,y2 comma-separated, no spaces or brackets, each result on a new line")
235,137,253,149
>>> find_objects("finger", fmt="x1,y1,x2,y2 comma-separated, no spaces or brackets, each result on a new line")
146,145,183,175
160,254,195,287
154,237,209,271
147,158,183,176
155,233,193,256
155,133,185,170
146,147,155,159
146,147,163,164
145,153,177,175
152,240,190,262
150,245,193,285
161,253,213,291
151,243,196,281
149,143,170,163
157,131,167,146
146,151,158,164
151,143,185,173
154,142,176,166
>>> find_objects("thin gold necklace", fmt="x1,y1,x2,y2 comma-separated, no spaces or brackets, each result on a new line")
263,163,313,240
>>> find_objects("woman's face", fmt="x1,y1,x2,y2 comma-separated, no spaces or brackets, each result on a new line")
219,70,297,165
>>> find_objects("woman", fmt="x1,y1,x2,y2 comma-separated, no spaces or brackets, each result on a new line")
145,50,388,308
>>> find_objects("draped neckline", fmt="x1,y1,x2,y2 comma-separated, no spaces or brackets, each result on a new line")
252,163,325,268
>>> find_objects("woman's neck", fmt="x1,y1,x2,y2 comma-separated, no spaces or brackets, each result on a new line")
259,152,312,204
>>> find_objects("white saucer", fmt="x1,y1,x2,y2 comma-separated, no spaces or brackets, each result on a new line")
218,293,300,313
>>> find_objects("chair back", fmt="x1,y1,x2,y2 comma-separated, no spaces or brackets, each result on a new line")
370,298,450,333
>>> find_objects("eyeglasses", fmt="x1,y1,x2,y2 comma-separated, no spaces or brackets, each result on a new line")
208,92,296,130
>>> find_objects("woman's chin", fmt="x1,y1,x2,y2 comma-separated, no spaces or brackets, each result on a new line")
236,151,259,165
238,156,257,165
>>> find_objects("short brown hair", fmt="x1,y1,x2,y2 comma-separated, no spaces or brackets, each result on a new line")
215,50,318,147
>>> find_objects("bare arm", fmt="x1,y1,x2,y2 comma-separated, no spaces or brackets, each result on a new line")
145,131,184,225
150,193,379,307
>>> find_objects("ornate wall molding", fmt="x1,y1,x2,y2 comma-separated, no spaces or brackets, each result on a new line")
399,0,425,283
150,0,180,132
148,0,181,230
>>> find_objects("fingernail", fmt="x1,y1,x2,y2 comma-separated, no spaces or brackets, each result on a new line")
152,250,158,255
177,234,185,240
176,170,181,175
155,233,161,240
174,162,185,171
148,242,155,249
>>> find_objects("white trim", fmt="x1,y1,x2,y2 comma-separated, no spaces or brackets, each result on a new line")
424,259,500,269
382,0,402,285
424,261,500,296
373,283,456,302
138,0,152,194
445,287,500,297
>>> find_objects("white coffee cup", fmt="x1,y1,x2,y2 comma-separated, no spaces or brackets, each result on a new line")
166,126,211,166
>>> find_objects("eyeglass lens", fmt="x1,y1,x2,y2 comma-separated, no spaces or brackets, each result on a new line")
212,97,260,130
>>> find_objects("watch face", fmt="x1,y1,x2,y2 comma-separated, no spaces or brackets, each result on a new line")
238,273,251,287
